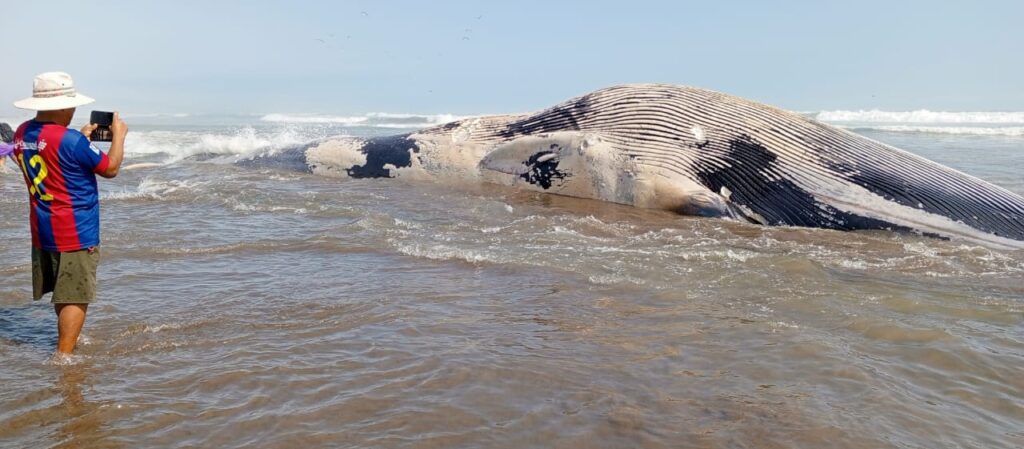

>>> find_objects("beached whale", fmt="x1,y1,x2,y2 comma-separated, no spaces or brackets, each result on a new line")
258,84,1024,249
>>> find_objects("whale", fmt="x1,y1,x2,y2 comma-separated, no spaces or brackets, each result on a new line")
254,84,1024,249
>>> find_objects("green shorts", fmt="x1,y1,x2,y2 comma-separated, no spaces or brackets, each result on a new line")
31,247,100,304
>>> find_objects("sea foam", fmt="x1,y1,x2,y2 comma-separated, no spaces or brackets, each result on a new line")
123,127,316,161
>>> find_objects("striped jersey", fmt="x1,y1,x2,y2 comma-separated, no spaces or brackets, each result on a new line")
13,120,110,252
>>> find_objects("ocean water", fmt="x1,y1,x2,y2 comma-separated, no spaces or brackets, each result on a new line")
0,109,1022,448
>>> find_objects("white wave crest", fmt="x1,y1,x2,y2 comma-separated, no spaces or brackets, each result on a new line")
817,110,1024,124
120,112,191,119
102,178,203,200
843,125,1024,137
260,114,368,125
196,127,305,154
123,127,313,161
260,112,468,128
368,112,465,122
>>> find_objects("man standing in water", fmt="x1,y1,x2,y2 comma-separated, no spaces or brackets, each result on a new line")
10,72,127,355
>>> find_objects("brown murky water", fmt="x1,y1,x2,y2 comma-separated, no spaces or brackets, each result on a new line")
1,124,1022,448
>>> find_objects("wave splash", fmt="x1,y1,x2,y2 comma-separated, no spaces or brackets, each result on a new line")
123,127,322,162
841,126,1024,137
816,110,1024,124
260,112,469,129
815,109,1024,137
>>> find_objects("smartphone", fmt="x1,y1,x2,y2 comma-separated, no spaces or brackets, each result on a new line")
90,111,114,142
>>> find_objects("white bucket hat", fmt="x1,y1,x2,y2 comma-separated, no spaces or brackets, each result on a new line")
13,72,95,111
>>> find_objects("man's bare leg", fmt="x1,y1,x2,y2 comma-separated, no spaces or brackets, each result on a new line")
54,304,88,354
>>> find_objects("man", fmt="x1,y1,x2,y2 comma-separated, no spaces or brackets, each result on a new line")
10,72,127,355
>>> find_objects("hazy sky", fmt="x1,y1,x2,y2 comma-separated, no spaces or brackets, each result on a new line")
2,0,1022,117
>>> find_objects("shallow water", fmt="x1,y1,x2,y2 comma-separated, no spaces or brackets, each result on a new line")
1,118,1022,448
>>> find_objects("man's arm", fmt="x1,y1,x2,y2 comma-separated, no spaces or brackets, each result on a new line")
83,112,128,178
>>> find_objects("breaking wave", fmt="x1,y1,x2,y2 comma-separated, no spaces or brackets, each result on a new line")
123,127,321,162
101,178,205,201
120,112,191,119
816,110,1024,124
842,125,1024,137
260,112,469,129
816,110,1024,137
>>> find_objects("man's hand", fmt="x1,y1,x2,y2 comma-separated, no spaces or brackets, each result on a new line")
111,112,128,143
80,123,98,141
97,112,127,178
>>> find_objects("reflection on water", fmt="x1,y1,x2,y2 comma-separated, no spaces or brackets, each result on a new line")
0,352,115,448
53,366,113,449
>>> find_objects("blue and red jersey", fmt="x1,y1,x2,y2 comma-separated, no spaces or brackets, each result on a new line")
12,120,110,252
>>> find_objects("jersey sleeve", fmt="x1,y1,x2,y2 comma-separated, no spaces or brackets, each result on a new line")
73,134,110,174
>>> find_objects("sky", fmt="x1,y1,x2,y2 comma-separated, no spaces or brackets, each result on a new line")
2,0,1023,117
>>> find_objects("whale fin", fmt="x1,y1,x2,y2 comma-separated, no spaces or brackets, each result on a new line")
482,131,651,202
481,134,569,176
481,132,742,216
480,132,584,190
